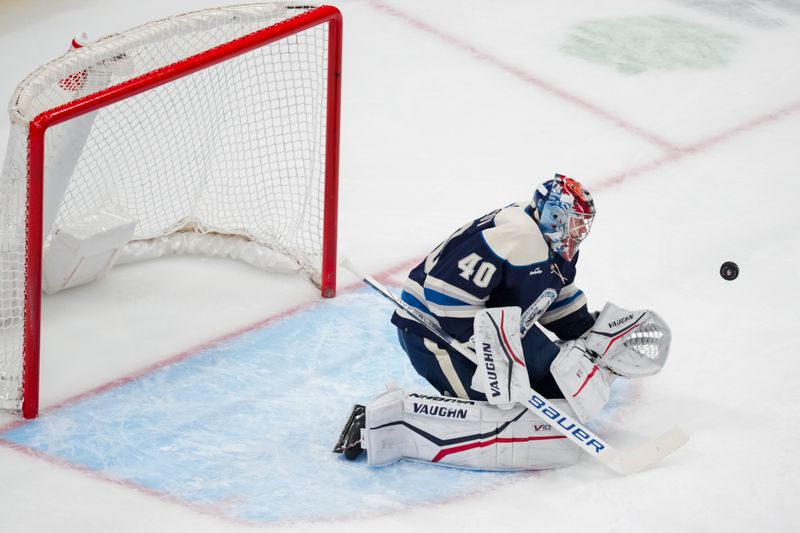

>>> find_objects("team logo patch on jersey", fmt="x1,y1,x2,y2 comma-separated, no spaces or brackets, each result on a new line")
551,264,568,285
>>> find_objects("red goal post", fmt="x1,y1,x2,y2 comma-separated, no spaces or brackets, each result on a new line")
0,4,343,418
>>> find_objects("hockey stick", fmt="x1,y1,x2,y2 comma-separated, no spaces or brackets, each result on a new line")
340,257,689,475
340,258,555,361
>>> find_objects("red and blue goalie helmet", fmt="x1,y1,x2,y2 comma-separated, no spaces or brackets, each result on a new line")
532,174,596,261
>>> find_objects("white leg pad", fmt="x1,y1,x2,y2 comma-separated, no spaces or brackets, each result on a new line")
363,387,580,471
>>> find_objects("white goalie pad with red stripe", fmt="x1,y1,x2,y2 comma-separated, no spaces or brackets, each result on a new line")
362,387,580,470
470,306,531,408
550,340,613,423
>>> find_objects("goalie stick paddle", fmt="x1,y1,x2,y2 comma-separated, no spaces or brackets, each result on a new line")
340,257,689,475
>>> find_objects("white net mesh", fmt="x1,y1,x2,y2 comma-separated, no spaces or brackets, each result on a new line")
0,120,28,409
0,4,336,410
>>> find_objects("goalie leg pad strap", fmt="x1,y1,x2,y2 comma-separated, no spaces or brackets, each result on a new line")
550,340,612,423
363,387,580,470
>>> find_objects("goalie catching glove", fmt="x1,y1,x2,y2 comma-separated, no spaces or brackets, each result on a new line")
583,302,671,377
551,302,672,422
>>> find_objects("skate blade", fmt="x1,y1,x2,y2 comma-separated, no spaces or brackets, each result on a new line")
333,404,364,454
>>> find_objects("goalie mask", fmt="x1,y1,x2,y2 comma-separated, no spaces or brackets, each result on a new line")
533,174,595,261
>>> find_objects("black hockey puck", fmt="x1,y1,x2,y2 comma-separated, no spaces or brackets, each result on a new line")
720,261,739,281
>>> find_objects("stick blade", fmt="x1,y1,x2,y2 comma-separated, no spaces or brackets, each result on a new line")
603,426,689,475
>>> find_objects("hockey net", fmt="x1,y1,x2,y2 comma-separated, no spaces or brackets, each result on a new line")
0,4,342,417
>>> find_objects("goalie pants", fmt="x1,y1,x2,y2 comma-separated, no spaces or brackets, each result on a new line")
396,326,563,401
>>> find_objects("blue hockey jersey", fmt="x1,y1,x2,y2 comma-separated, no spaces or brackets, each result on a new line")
391,202,595,345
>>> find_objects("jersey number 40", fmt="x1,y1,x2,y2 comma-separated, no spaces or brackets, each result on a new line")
457,253,496,288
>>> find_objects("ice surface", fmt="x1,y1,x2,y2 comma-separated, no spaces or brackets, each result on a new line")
1,0,799,532
2,289,529,524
